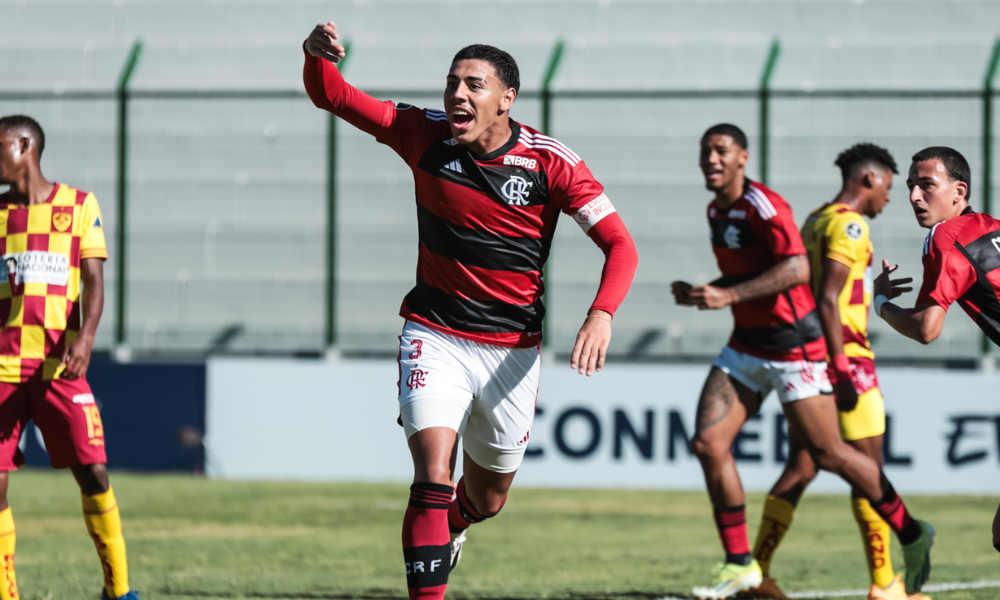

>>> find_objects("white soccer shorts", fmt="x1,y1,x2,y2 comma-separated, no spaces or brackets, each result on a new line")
397,321,540,474
712,345,832,403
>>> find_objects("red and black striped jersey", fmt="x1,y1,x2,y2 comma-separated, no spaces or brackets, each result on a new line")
916,207,1000,347
707,180,826,362
304,53,637,348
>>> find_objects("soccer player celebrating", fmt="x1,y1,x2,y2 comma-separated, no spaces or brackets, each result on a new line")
302,22,638,600
0,115,138,599
871,146,1000,555
673,124,933,600
748,144,929,600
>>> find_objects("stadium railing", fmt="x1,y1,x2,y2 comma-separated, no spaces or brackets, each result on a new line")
1,38,999,365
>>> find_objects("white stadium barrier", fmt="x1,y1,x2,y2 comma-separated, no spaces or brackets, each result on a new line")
206,357,999,494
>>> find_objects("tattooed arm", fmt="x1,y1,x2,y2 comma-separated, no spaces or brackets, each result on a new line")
688,254,809,310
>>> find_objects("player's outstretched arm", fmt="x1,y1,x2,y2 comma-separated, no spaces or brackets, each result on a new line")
689,254,809,310
570,214,638,377
302,21,390,138
817,258,859,411
62,258,104,380
873,259,944,344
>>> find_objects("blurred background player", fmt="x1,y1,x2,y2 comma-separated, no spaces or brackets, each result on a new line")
0,115,138,600
672,124,934,600
748,144,929,600
302,21,638,600
871,146,1000,555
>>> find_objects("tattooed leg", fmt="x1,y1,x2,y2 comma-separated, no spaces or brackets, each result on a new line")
691,367,762,508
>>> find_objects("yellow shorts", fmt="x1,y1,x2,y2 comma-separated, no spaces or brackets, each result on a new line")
837,386,885,441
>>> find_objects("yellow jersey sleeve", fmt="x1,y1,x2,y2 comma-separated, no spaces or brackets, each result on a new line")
80,194,108,260
824,212,869,268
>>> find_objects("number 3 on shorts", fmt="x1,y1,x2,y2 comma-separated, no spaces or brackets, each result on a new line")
81,405,104,445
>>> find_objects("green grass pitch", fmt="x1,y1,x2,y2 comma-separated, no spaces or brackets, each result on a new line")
6,470,998,599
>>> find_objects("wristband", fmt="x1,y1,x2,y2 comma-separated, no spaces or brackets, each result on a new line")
586,313,612,323
873,294,889,318
831,354,851,375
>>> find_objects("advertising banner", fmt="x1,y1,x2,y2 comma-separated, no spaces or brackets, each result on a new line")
20,360,206,472
206,358,1000,494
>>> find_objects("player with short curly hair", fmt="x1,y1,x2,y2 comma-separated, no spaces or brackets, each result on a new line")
0,115,139,600
747,143,929,600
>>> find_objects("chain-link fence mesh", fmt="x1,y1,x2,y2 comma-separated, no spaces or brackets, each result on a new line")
2,88,998,361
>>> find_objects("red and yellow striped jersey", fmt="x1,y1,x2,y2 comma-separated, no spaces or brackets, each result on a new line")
0,183,107,382
801,202,874,360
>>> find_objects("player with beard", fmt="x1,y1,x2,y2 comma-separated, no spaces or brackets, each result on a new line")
871,146,1000,556
673,124,934,600
747,144,929,600
303,21,638,600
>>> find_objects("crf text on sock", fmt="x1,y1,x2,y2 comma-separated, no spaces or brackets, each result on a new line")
406,560,444,575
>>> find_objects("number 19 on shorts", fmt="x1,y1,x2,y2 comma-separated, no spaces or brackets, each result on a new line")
81,405,104,446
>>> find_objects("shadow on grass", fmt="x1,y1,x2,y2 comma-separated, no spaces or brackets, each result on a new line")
158,590,403,600
158,590,842,600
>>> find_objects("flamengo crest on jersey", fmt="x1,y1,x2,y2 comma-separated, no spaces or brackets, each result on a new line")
500,175,534,206
391,111,607,347
708,180,826,362
302,54,635,349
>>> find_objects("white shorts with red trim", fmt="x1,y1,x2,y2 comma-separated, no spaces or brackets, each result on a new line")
397,321,540,473
713,346,832,403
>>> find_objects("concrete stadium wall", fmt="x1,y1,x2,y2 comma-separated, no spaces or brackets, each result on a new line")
205,358,1000,494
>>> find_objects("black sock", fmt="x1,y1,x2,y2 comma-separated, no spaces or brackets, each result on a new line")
994,542,1000,554
726,552,752,566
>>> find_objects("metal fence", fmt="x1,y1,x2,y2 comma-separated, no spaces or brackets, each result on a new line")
2,38,1000,362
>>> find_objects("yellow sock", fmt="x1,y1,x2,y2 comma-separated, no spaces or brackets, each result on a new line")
0,508,17,600
82,487,129,598
852,497,895,589
752,495,796,577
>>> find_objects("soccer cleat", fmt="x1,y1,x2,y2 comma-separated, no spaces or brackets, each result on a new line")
748,576,790,599
449,529,467,571
691,559,763,599
868,573,931,600
100,590,141,600
901,520,935,594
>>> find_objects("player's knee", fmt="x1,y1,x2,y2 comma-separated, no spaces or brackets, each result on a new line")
71,463,110,496
691,433,728,461
810,445,847,475
463,483,507,517
476,492,508,517
790,457,819,483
